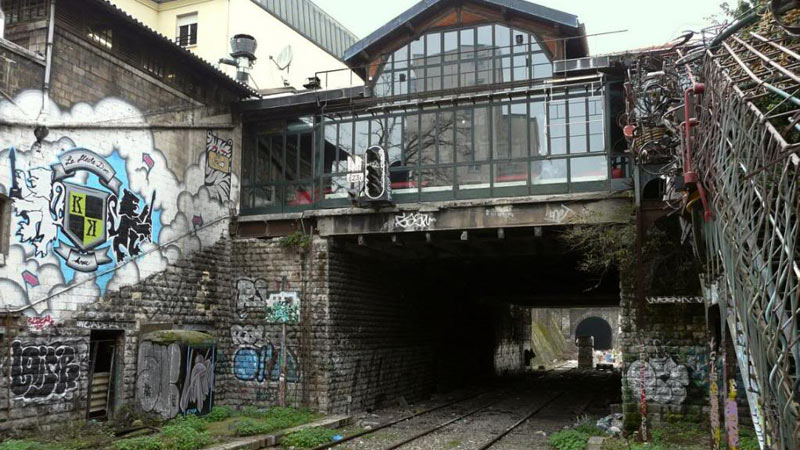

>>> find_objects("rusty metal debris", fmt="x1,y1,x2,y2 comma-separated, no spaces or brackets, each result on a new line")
626,5,800,448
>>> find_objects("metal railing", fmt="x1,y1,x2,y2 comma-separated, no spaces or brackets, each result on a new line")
697,19,800,449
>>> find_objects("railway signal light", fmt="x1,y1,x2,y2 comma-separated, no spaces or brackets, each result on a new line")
362,145,392,205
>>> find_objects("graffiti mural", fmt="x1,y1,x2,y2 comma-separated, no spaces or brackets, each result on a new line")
0,92,236,316
10,340,82,403
204,130,232,202
230,325,300,384
234,278,300,323
393,212,435,230
136,340,216,419
27,314,56,331
11,148,155,272
627,356,690,405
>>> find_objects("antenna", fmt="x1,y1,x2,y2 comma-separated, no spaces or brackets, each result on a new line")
270,45,293,72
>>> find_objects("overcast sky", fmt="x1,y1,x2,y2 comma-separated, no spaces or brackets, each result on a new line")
313,0,726,55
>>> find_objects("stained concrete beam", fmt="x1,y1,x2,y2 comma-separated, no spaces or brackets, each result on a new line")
316,196,631,237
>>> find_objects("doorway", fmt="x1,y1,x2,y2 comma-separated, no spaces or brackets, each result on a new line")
87,330,123,420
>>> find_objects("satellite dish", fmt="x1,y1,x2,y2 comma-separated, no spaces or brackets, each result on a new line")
271,45,293,72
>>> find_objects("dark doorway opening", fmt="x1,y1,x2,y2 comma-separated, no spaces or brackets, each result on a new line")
575,317,612,350
87,330,123,420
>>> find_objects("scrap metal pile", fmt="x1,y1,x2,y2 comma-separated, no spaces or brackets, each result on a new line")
625,2,800,448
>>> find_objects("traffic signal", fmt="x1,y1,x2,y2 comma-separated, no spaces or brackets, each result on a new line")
362,145,391,204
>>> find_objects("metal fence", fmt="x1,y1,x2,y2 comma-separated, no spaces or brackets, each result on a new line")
697,19,800,449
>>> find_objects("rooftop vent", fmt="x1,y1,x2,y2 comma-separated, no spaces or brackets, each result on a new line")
219,34,258,85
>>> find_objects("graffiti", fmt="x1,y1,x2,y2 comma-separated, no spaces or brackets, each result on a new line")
0,91,236,314
234,278,300,323
10,341,81,403
646,296,704,304
108,189,154,262
710,350,721,450
11,148,155,272
233,345,299,383
544,204,575,223
627,356,690,405
27,314,55,330
484,205,514,219
179,347,215,415
137,341,181,419
12,160,61,258
394,212,435,230
136,341,215,419
22,270,39,287
76,320,135,330
204,130,232,202
231,325,300,384
726,380,739,450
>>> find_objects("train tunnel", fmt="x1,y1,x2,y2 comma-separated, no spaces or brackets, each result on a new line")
324,225,621,414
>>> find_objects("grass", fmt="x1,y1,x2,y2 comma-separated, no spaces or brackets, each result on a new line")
0,406,323,450
600,419,760,450
280,427,339,448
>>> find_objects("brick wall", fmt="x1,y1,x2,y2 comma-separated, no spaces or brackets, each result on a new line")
49,31,197,113
0,41,44,99
492,304,531,375
619,286,710,430
0,317,90,434
223,238,327,411
325,242,435,414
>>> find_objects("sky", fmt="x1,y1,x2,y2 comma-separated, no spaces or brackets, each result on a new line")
312,0,727,55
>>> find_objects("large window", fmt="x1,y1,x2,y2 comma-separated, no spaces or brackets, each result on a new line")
241,118,315,211
374,23,553,96
242,83,610,213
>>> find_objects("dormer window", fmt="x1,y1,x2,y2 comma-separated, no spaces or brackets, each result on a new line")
374,23,553,97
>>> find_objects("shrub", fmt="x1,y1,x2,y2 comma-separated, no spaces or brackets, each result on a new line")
161,420,211,450
280,427,338,448
203,406,233,423
233,408,317,437
233,418,274,437
165,415,206,433
549,429,590,450
113,436,163,450
574,422,606,437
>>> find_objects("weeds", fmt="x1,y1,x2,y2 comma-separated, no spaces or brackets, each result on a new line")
280,427,338,448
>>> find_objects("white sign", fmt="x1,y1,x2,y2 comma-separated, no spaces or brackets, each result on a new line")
347,155,363,183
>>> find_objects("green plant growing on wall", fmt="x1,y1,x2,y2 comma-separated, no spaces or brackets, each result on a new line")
560,210,702,296
279,231,311,252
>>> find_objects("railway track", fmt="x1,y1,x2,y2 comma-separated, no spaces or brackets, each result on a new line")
314,365,591,450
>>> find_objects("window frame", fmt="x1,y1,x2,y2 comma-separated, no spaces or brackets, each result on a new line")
176,12,199,48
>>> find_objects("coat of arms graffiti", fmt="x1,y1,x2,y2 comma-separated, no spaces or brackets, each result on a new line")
11,147,155,272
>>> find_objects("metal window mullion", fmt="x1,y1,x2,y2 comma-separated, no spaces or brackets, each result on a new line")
489,100,494,193
416,109,422,198
584,88,591,153
526,96,532,188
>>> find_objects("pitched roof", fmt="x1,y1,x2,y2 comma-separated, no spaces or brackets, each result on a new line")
251,0,359,60
344,0,581,63
95,0,257,98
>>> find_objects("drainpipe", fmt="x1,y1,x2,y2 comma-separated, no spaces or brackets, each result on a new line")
0,6,6,40
39,0,56,120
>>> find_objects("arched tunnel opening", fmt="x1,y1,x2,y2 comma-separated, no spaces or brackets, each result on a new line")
575,317,613,350
326,225,622,417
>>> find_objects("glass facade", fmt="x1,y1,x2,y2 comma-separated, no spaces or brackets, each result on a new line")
374,24,553,97
241,82,612,214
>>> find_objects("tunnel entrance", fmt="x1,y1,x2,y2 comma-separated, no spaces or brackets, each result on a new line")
575,317,613,350
324,225,622,414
